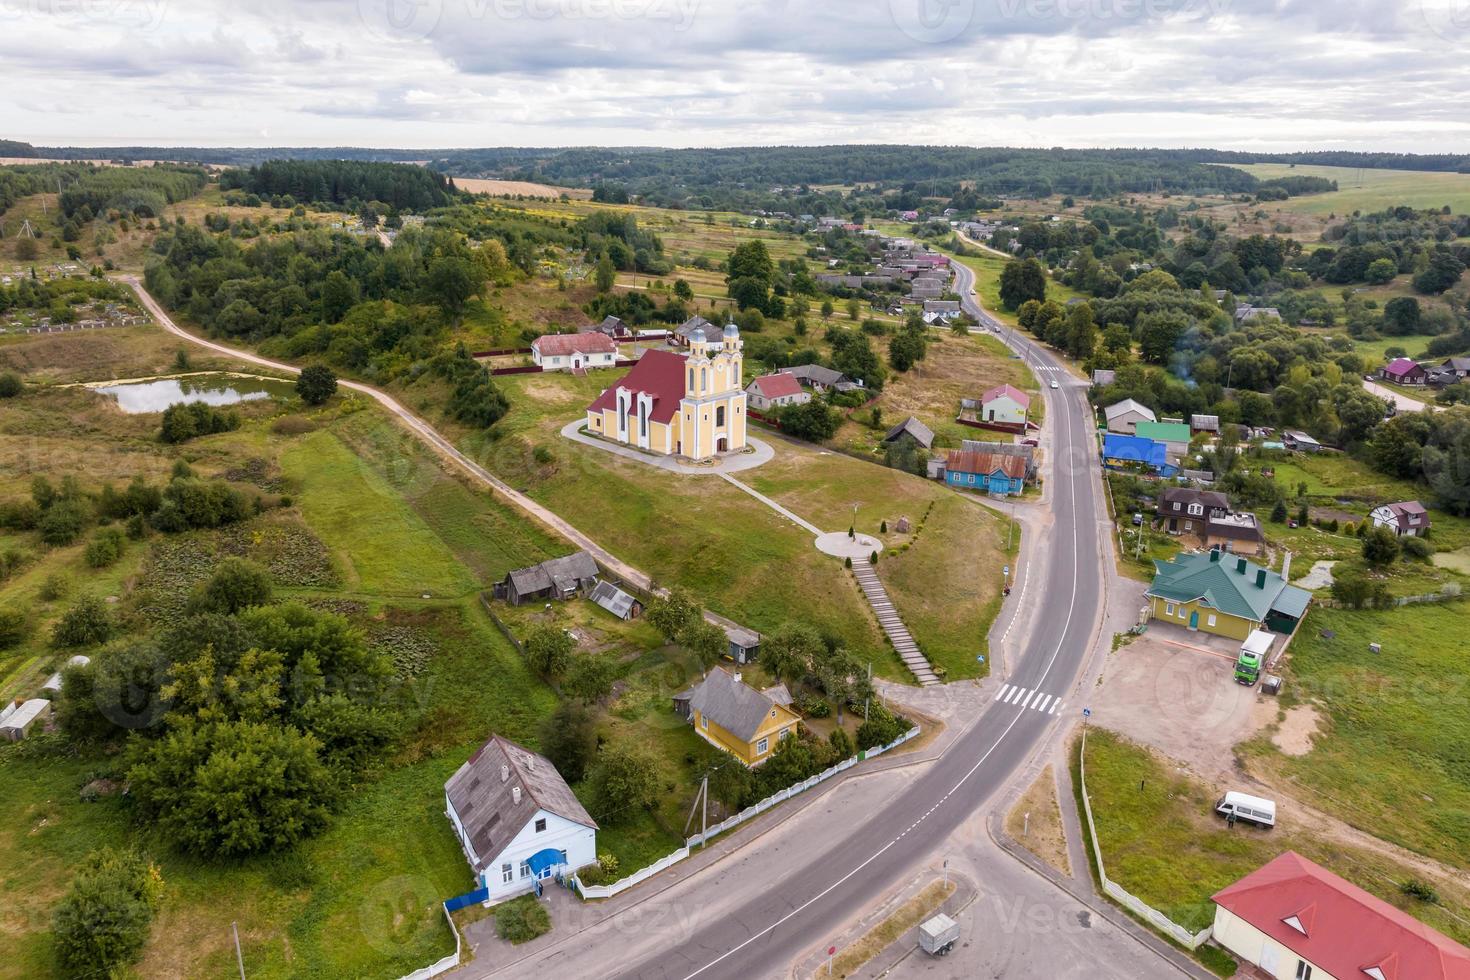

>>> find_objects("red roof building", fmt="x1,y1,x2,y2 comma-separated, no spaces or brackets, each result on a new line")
1381,357,1428,385
980,383,1031,410
586,349,687,425
532,333,618,358
1211,851,1470,980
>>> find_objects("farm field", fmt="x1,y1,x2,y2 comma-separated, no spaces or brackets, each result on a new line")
451,177,590,199
1081,729,1470,944
1234,163,1470,216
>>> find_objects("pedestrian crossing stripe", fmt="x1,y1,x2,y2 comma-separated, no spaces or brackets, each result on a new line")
994,684,1065,715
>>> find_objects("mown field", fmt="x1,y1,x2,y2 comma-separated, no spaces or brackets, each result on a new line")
1235,163,1470,216
1081,729,1470,944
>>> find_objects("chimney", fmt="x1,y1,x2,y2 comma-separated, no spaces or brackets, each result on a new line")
500,764,509,783
1236,557,1248,574
1256,569,1267,589
1209,548,1221,563
512,786,522,805
1281,551,1293,582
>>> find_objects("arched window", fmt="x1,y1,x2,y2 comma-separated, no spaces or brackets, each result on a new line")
688,368,694,391
701,368,707,391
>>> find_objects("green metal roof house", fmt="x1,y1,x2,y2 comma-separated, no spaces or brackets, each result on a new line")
1134,420,1192,451
1146,549,1311,639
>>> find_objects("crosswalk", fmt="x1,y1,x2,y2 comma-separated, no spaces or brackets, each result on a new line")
994,683,1065,715
1033,364,1064,374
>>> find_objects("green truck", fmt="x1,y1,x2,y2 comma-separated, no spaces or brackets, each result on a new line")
1234,630,1275,685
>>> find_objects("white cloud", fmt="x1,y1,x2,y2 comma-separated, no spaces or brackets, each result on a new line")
0,0,1466,150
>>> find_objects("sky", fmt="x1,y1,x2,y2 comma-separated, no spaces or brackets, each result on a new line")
3,0,1469,152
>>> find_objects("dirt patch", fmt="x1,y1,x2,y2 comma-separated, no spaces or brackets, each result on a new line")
1272,704,1322,756
451,177,591,199
1006,766,1071,876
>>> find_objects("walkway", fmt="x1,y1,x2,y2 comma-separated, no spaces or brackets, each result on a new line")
1363,378,1438,413
558,419,775,475
852,562,940,687
718,474,822,535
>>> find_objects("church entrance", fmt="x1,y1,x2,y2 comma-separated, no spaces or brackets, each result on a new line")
715,436,729,453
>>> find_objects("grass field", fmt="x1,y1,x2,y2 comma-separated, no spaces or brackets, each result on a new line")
1235,163,1470,217
1081,729,1470,944
1241,603,1470,871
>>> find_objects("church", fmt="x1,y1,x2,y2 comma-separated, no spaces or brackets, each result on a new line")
585,322,748,462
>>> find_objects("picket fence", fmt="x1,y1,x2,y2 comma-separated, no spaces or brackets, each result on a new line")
1077,729,1213,951
393,904,462,980
573,726,921,900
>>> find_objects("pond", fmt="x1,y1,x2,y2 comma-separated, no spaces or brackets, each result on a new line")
97,374,295,414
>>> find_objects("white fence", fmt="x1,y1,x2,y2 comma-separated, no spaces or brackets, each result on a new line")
1077,729,1213,951
575,727,921,899
394,904,462,980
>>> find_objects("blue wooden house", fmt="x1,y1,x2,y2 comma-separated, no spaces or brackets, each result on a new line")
1102,433,1178,478
944,450,1027,496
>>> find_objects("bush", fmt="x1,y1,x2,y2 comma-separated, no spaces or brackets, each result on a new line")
585,744,660,824
188,557,273,614
52,595,114,647
296,364,338,406
84,527,125,568
51,848,162,979
160,402,240,443
1401,878,1441,904
39,498,91,546
856,705,908,750
494,895,551,945
0,372,22,398
1401,536,1434,561
39,572,71,602
1362,526,1402,567
0,607,29,649
575,862,606,886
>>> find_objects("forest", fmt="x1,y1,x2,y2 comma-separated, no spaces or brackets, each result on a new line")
219,160,462,212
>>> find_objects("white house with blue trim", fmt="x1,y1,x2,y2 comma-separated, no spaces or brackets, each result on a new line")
445,735,598,905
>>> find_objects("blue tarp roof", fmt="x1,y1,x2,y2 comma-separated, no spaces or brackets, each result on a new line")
526,848,564,876
1103,433,1168,469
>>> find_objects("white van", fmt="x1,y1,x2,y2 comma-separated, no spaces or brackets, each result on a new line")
1215,792,1276,829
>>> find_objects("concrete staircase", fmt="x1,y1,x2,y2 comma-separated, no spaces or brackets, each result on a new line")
851,563,940,686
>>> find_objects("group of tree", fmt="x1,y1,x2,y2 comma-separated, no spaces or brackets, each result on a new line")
159,401,240,443
645,588,728,668
219,160,460,212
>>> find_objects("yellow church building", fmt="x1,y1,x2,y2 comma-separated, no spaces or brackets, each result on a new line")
585,322,748,461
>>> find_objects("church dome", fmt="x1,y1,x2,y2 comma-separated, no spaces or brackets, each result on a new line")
723,321,740,338
691,327,707,344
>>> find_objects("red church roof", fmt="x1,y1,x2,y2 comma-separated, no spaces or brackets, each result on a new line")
587,349,688,425
1213,852,1470,980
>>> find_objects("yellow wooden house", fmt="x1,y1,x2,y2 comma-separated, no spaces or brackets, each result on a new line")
585,324,747,462
676,668,800,767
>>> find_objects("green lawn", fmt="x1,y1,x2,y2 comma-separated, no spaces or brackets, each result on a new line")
1081,729,1470,943
1241,603,1470,871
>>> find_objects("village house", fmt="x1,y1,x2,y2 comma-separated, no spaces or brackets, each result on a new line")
496,552,601,606
580,315,633,339
944,450,1027,496
1204,512,1267,557
745,372,811,412
1146,549,1311,640
586,325,747,461
675,668,801,767
1091,369,1116,387
1102,433,1176,478
1134,420,1191,459
978,384,1031,426
444,735,597,905
589,580,643,620
1190,414,1220,435
1442,356,1470,379
884,416,935,451
778,363,863,394
1370,500,1432,537
1211,851,1470,980
672,315,717,346
1282,430,1323,453
1381,357,1428,386
531,332,619,372
1234,305,1282,324
1104,398,1157,435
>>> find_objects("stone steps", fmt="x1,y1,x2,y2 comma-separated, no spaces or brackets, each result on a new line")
851,566,940,686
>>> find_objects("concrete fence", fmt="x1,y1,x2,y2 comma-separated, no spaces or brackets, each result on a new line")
1077,729,1213,951
572,727,921,900
393,904,462,980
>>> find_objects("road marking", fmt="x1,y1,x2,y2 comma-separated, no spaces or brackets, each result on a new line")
1034,694,1051,712
1020,689,1037,708
681,250,1090,980
1050,700,1063,715
995,683,1013,701
1006,686,1025,704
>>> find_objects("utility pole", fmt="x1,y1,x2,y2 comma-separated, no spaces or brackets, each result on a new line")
232,922,246,979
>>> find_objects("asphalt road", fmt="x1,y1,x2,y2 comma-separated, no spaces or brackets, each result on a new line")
605,261,1107,980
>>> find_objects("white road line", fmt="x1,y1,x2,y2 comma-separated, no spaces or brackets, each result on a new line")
1020,689,1037,709
1050,700,1063,715
996,684,1013,702
1006,686,1026,704
1034,694,1051,712
682,253,1090,980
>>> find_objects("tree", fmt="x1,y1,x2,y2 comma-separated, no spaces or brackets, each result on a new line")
1270,499,1288,523
188,557,273,615
680,619,727,668
778,400,842,441
539,702,598,783
0,372,21,398
585,744,661,824
563,651,618,703
426,256,481,315
1065,302,1098,359
296,364,338,405
1365,257,1397,284
594,252,616,293
84,527,125,568
1412,250,1465,295
319,270,358,323
1362,526,1402,567
126,720,335,857
646,587,700,643
38,498,90,545
56,643,173,740
1137,310,1190,365
52,594,113,647
888,330,925,372
998,258,1047,310
760,622,823,685
524,623,574,680
1381,297,1422,336
52,848,162,979
820,298,834,320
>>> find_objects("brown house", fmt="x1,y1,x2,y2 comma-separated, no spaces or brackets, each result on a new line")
1157,488,1265,556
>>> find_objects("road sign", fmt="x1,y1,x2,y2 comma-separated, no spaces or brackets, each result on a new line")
1083,708,1092,717
1003,565,1010,575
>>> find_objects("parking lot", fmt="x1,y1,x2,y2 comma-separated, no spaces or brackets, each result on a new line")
1089,622,1276,777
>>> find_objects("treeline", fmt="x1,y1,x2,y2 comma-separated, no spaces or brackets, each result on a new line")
1256,175,1337,198
1182,148,1470,174
57,165,208,220
0,139,38,157
219,160,459,212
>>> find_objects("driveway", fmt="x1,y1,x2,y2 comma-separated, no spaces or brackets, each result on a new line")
1363,378,1437,413
1089,624,1266,778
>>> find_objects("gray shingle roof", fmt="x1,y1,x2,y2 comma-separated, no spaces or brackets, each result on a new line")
688,669,785,742
445,735,597,870
507,551,599,596
884,416,935,448
779,363,848,388
589,580,638,620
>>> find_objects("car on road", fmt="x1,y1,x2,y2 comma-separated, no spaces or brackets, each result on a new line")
1050,380,1059,389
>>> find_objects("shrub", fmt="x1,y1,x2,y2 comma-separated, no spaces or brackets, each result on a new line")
51,848,162,979
39,572,71,601
52,595,114,647
828,726,855,760
575,863,606,886
39,498,91,546
188,557,274,614
1401,878,1440,904
1362,526,1402,567
0,607,29,649
0,372,22,398
271,415,317,436
597,851,619,877
1270,500,1288,523
1401,536,1434,561
802,696,831,718
856,705,907,750
160,402,240,443
84,527,125,568
532,444,554,465
585,744,660,824
494,895,551,945
296,364,338,406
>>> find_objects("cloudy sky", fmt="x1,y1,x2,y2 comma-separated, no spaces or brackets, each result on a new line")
4,0,1469,151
